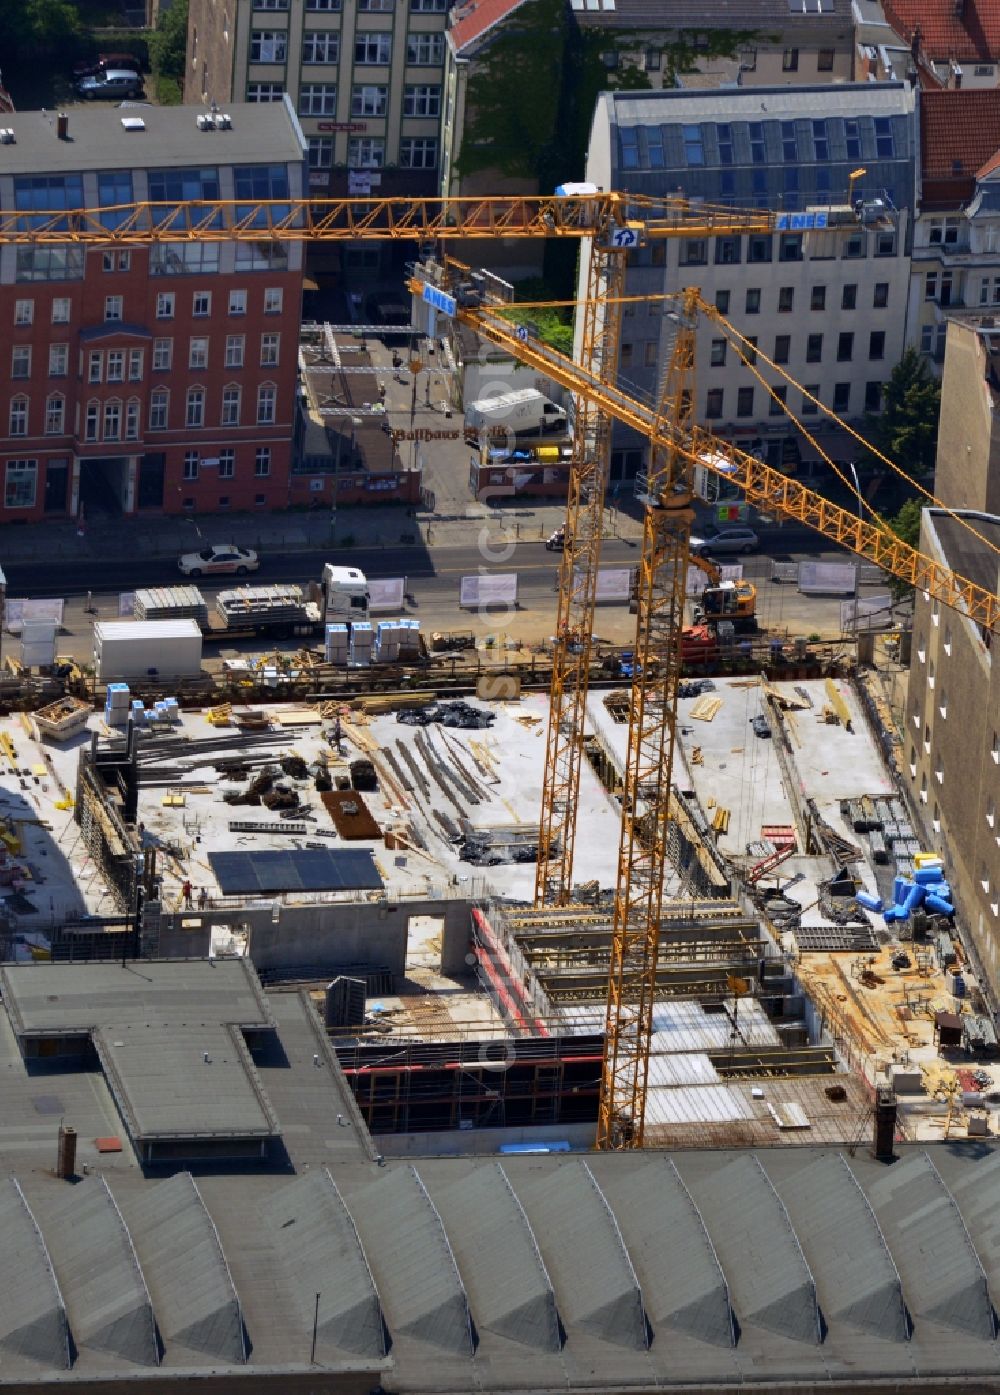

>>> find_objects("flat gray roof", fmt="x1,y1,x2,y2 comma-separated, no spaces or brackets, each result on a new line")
925,508,1000,598
603,80,914,126
0,100,304,176
1,959,277,1144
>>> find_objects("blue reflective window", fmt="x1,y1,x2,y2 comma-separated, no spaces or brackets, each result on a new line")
98,171,134,230
620,127,639,170
683,124,704,166
147,167,221,228
14,175,85,230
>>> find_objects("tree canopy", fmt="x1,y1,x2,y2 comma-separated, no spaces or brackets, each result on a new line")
0,0,83,67
868,348,941,481
149,0,189,85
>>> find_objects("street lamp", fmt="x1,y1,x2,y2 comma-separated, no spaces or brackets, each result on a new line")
847,460,863,520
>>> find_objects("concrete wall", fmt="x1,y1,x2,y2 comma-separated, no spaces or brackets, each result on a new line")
376,1119,596,1157
935,320,1000,515
903,516,1000,1007
152,894,475,981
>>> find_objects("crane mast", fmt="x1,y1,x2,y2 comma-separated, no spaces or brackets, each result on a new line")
535,234,627,908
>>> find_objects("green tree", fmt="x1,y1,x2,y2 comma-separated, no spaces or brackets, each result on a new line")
149,0,189,84
868,348,941,481
885,496,923,599
0,0,82,69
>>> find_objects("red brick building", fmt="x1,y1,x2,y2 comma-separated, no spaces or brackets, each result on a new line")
0,101,306,523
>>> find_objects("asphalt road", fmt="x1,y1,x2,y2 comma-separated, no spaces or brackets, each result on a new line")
3,527,837,600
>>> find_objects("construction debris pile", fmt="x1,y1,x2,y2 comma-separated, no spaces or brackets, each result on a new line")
398,700,497,730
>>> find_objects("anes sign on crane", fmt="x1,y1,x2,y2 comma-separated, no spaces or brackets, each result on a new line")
422,283,456,317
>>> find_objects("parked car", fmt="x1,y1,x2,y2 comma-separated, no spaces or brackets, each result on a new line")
77,70,143,101
178,544,259,577
689,525,759,556
74,52,143,78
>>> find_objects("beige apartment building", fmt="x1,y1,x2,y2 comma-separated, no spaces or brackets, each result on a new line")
186,0,449,211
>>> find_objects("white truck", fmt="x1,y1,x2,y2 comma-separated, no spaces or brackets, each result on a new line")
464,387,568,441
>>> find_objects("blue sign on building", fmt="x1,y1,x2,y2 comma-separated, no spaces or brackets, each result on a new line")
422,283,457,316
775,210,829,232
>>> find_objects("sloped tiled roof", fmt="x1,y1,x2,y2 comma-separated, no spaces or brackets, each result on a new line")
884,0,1000,61
448,0,534,55
919,87,1000,204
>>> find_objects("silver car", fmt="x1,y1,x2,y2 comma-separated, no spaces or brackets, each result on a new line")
689,526,759,556
77,69,143,100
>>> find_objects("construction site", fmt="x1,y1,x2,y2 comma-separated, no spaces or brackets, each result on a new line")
3,191,1000,1393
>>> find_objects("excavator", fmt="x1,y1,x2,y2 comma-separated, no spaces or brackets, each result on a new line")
689,554,757,632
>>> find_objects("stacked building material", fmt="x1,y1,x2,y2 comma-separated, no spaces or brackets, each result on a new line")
105,683,130,728
325,624,349,663
215,585,311,629
349,622,373,667
397,618,422,659
134,586,208,626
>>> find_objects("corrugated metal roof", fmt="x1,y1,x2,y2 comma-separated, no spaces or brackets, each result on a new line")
509,1160,648,1349
125,1172,246,1364
43,1176,158,1366
592,1158,733,1347
0,1179,69,1370
349,1166,473,1355
422,1162,561,1351
768,1152,907,1341
262,1168,385,1359
862,1150,994,1338
680,1153,820,1343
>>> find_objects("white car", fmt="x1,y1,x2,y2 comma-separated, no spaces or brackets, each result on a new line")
689,526,759,557
178,544,259,577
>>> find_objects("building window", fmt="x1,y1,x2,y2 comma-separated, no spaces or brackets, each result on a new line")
782,48,798,71
193,291,212,318
681,239,707,266
748,236,771,263
49,344,68,378
303,30,339,62
869,331,885,361
302,83,338,115
806,333,822,363
682,124,704,166
864,381,882,411
264,288,283,315
156,292,175,319
411,0,446,8
189,338,209,370
779,235,803,262
348,138,385,168
183,450,200,481
400,138,438,169
737,386,754,417
349,84,388,117
84,400,99,441
306,0,341,9
149,389,168,430
406,32,443,64
873,282,889,309
706,388,724,418
250,29,287,61
255,446,272,476
218,448,236,479
774,335,790,365
715,236,740,266
842,284,857,311
44,395,64,435
253,0,289,8
126,398,140,441
745,287,761,314
102,250,131,272
5,460,36,509
226,290,247,319
186,387,205,429
260,333,280,367
308,138,334,170
257,384,277,424
844,118,861,160
717,123,733,164
780,121,797,162
710,338,727,368
221,386,242,427
802,387,819,415
226,335,245,369
747,121,764,163
359,0,393,9
777,287,794,313
14,300,34,326
833,382,850,412
9,396,28,436
924,273,937,302
51,298,70,324
107,350,125,383
128,349,144,382
874,116,894,158
620,128,639,170
152,339,173,372
403,83,441,116
11,346,31,379
742,337,757,367
769,385,788,416
103,399,122,442
104,295,123,322
356,33,392,64
920,325,933,354
88,351,103,385
715,289,730,314
837,332,854,362
247,82,284,101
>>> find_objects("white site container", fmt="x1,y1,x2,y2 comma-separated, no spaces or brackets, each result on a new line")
94,619,203,683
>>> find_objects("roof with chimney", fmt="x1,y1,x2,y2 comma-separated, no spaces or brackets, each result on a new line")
884,0,1000,64
919,87,1000,206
